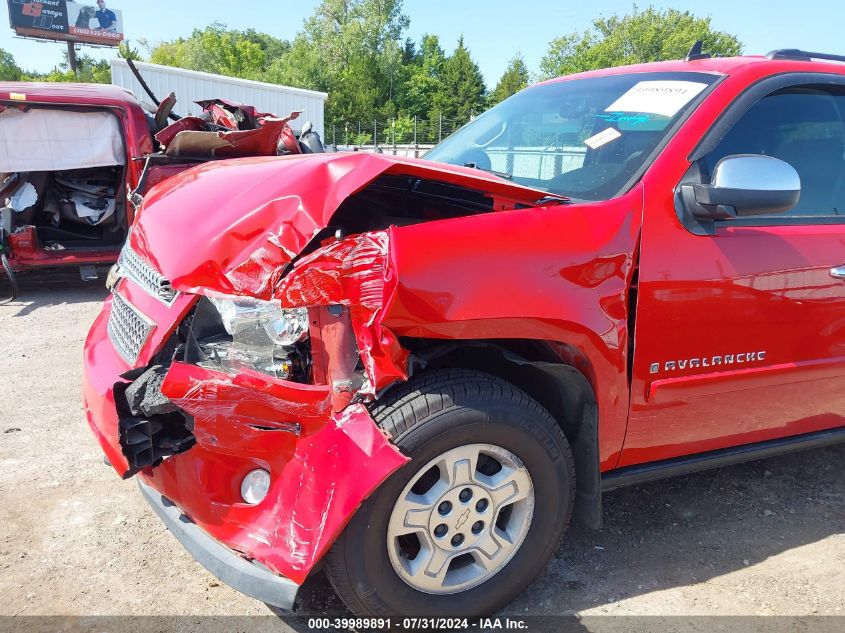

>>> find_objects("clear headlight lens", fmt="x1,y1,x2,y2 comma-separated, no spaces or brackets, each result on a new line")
203,297,309,379
209,297,309,346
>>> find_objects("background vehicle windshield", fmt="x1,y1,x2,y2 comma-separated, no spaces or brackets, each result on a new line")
426,71,718,201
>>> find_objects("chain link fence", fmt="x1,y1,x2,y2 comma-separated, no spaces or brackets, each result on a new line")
324,117,590,183
325,115,472,150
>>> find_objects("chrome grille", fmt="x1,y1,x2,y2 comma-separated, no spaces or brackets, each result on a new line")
107,292,155,365
118,244,177,304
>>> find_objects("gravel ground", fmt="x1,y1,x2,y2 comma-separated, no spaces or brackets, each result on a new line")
0,272,842,631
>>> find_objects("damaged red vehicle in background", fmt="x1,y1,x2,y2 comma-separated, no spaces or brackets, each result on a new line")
84,49,845,616
0,76,324,300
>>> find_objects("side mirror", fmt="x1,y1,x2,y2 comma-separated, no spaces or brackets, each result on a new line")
682,154,801,219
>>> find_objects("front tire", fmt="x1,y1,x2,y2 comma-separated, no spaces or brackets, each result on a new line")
325,369,575,616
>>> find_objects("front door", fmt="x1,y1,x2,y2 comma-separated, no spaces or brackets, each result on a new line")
622,76,845,467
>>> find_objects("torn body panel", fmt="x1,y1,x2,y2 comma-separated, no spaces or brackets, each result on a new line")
146,361,408,583
275,230,408,393
161,118,290,159
129,152,557,299
155,104,301,159
381,197,640,469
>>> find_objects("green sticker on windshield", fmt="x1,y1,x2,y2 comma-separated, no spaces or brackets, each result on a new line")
598,112,668,131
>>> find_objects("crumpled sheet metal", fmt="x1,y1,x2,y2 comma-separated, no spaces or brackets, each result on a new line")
154,98,301,158
153,115,205,148
161,361,333,453
153,360,409,583
162,118,289,159
276,230,408,392
195,99,299,133
131,152,552,303
131,152,549,385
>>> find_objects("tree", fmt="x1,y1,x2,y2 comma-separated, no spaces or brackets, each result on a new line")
433,37,486,122
0,48,22,81
27,52,111,83
149,23,286,80
539,5,742,79
489,54,529,106
390,113,415,143
399,34,445,118
1,46,110,84
242,29,291,63
264,0,409,122
118,40,143,62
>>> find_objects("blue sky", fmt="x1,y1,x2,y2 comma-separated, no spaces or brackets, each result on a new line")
1,0,843,85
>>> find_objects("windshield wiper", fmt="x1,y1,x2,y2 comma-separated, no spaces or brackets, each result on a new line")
535,194,569,206
463,162,513,180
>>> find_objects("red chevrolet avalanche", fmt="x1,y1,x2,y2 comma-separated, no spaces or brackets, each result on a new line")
83,50,845,616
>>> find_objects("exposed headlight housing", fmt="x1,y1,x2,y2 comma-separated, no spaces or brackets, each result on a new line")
201,297,310,380
209,297,309,346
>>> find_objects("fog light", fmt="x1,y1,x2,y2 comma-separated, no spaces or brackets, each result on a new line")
240,469,271,505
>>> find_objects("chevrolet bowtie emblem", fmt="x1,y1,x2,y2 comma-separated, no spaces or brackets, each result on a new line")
455,508,471,530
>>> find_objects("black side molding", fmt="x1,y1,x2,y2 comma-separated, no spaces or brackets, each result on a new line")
602,426,845,492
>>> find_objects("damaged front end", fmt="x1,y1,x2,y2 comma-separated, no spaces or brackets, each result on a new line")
84,263,409,603
83,152,558,606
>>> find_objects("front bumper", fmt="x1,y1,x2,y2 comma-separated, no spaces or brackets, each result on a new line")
138,479,299,609
83,280,409,598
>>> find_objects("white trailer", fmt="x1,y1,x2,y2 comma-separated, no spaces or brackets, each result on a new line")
110,60,328,137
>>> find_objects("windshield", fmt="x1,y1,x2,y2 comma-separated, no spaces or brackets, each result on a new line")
426,72,719,201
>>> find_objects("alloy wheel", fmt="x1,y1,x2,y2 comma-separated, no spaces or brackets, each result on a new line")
387,443,535,594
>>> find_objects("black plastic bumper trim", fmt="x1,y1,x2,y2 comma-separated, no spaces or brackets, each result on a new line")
137,479,299,610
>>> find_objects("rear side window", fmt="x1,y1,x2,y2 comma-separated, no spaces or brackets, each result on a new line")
703,86,845,218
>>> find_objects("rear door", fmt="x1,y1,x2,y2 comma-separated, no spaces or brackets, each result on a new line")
622,73,845,467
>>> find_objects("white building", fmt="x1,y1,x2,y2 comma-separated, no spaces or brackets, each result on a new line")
110,60,327,137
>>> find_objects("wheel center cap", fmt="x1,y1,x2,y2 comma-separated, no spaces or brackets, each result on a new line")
428,484,492,549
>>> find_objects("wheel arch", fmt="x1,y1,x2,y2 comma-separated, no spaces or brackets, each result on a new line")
392,338,603,528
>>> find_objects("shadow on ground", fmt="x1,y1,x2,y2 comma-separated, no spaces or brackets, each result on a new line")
274,443,844,624
0,268,109,318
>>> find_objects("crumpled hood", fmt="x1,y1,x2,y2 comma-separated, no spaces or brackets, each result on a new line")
130,152,553,299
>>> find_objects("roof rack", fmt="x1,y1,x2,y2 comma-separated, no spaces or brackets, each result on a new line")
766,49,845,63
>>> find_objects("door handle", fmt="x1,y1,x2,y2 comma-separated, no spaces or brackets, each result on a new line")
831,265,845,279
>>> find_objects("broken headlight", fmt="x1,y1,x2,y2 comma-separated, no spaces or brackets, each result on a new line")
210,297,309,346
199,297,310,380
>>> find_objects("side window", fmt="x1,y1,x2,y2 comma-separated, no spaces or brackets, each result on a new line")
703,86,845,218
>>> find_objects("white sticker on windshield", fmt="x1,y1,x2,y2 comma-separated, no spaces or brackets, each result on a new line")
605,80,708,117
584,127,622,149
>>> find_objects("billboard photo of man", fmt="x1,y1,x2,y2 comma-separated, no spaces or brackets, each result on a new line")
94,0,116,31
64,1,124,44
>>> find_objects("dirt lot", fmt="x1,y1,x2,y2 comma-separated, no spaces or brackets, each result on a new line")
0,272,842,630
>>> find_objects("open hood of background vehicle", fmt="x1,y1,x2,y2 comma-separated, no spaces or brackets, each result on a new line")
130,152,559,298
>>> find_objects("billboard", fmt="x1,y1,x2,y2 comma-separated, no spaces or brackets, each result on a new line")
7,0,124,46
